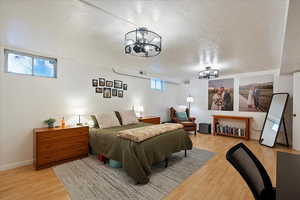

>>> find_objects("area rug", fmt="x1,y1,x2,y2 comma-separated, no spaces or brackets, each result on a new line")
53,148,215,200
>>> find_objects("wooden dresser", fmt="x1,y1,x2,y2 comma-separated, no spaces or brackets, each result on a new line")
138,116,160,124
33,126,89,170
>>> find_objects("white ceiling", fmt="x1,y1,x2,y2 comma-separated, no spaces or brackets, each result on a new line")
0,0,290,80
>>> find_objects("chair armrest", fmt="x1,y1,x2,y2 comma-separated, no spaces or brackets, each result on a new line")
171,117,180,123
189,117,196,122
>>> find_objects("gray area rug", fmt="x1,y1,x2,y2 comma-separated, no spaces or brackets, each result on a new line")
53,148,215,200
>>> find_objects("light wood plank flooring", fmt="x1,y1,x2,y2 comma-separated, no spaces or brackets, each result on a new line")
0,134,297,200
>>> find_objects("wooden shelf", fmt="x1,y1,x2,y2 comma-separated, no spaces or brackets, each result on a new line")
212,115,252,140
216,132,248,140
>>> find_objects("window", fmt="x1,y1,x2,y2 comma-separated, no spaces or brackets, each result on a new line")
4,49,57,78
151,78,165,91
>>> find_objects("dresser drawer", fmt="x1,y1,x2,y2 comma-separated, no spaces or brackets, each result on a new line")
38,136,88,153
37,128,88,142
38,146,88,165
34,126,89,169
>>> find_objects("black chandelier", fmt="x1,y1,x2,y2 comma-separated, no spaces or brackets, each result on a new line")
125,27,161,57
198,66,220,79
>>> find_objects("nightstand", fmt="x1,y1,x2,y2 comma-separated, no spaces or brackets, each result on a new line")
138,116,160,124
33,126,89,170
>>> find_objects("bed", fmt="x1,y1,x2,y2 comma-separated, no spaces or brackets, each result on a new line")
89,122,193,184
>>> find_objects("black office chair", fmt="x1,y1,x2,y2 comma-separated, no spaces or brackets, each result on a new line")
226,143,276,200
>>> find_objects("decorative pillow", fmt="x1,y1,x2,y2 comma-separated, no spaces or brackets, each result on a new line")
96,112,121,128
118,110,138,125
90,115,100,128
176,111,188,121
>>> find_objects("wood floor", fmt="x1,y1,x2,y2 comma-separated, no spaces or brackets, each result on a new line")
0,134,297,200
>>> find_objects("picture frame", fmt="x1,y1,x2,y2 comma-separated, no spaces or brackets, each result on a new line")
103,88,111,98
208,78,234,111
239,75,273,112
112,89,117,96
95,87,103,93
123,84,127,90
99,78,105,86
118,90,123,98
114,80,123,89
106,81,113,87
92,79,98,87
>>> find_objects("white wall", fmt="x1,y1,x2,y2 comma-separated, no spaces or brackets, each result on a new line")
0,46,184,170
281,0,300,74
185,70,293,140
293,72,300,150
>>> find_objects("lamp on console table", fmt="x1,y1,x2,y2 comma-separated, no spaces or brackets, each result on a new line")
186,95,194,115
135,106,144,118
75,108,85,126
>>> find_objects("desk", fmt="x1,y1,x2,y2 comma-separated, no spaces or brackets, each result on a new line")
276,151,300,200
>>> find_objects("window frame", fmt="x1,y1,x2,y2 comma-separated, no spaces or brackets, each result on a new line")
150,78,165,91
4,49,58,78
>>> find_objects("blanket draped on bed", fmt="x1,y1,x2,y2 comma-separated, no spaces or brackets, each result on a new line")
89,122,192,184
118,123,184,142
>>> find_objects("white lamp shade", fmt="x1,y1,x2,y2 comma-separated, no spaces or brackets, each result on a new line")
138,106,144,112
187,96,194,103
74,108,86,115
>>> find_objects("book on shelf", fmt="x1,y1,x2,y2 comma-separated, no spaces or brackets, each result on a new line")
215,123,245,137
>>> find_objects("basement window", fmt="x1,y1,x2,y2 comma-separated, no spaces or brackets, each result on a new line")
151,78,165,91
4,49,57,78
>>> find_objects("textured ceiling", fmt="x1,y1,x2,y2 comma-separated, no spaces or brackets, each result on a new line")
0,0,289,80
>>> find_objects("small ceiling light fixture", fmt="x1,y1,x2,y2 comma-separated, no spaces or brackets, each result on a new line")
125,27,161,57
198,66,219,79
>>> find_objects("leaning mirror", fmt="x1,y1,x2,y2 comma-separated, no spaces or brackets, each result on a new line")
259,93,289,147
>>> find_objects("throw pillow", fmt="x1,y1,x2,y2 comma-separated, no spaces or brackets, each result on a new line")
176,111,188,121
118,110,138,125
96,112,121,128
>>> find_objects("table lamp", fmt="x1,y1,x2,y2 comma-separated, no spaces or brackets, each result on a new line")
75,108,85,126
186,96,194,114
136,106,144,118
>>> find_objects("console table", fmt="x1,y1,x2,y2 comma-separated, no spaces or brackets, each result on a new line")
212,115,252,140
138,116,160,124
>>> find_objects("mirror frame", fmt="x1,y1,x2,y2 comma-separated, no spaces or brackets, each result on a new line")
259,93,289,147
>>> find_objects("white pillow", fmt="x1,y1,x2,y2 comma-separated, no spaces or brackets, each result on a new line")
96,112,121,128
119,110,138,125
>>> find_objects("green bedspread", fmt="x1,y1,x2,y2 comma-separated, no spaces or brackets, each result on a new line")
89,122,193,184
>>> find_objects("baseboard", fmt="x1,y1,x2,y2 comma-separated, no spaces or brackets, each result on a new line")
0,159,33,171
